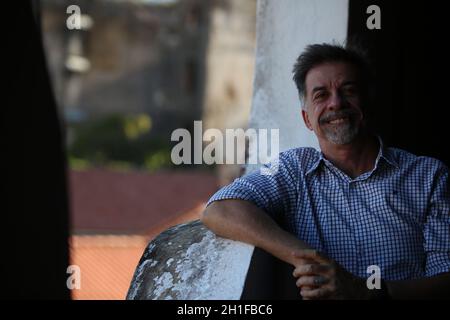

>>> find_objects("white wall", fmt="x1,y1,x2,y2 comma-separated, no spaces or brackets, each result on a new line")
249,0,349,153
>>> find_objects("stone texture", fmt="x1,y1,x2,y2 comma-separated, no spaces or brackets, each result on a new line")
126,220,253,300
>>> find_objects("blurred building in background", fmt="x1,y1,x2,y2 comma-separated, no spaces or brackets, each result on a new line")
203,0,256,186
43,0,211,171
44,0,208,124
41,0,256,299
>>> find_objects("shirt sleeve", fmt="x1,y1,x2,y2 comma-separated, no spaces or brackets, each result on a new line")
206,150,299,218
424,163,450,277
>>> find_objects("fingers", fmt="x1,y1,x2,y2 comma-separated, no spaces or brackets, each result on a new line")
300,286,332,300
296,275,329,288
292,263,331,277
291,249,338,300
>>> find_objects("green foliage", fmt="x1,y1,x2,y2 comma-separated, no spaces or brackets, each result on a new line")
68,113,173,171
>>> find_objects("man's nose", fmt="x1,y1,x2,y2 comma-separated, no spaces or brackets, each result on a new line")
327,92,344,111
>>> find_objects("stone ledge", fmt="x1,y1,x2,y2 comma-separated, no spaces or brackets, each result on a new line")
126,220,254,300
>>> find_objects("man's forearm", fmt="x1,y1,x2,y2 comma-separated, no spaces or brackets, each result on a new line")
384,272,450,299
201,199,311,266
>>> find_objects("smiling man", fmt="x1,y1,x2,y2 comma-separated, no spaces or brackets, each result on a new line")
201,43,450,299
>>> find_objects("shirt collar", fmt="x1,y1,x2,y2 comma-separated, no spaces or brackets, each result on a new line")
305,135,399,177
305,152,324,176
375,136,399,169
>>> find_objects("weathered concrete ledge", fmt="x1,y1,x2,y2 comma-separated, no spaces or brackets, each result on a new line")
126,220,254,300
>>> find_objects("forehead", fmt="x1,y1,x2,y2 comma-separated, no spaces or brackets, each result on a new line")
305,62,358,92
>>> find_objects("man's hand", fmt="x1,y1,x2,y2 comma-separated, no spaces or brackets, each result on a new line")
292,250,368,300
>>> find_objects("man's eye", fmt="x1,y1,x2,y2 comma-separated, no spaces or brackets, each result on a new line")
314,92,327,100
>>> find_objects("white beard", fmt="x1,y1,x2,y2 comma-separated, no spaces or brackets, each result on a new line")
322,121,360,145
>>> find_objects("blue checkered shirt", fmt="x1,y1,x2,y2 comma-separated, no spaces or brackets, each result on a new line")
207,140,450,280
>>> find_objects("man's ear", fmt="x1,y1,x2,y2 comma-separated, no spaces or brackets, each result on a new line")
301,109,313,131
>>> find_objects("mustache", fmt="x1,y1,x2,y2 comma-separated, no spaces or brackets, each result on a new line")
319,109,361,124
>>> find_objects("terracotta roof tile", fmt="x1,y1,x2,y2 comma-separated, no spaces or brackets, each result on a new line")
69,169,218,234
70,235,148,300
68,169,216,299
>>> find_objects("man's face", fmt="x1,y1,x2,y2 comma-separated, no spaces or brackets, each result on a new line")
301,62,364,145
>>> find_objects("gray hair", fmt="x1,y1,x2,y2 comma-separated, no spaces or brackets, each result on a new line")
292,42,373,110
